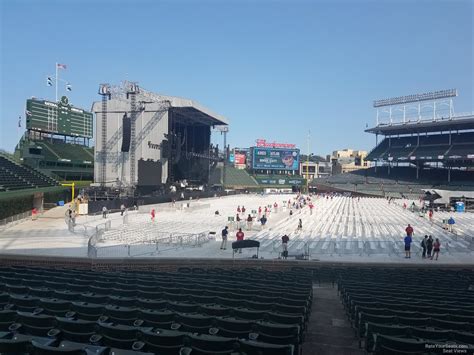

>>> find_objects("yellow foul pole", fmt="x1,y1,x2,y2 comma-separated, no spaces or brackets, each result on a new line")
61,182,75,202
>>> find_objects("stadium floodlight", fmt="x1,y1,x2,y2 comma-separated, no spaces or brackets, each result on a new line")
98,83,111,95
373,89,457,108
128,82,140,94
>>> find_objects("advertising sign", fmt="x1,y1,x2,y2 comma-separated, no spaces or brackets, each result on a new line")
234,153,246,165
252,148,300,170
255,176,305,185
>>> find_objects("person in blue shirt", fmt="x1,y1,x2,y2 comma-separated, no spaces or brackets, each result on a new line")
404,234,412,258
447,216,455,233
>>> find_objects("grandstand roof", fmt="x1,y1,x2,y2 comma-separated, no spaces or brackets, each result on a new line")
365,114,474,135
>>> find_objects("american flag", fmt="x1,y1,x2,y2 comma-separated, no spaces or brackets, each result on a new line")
57,63,67,69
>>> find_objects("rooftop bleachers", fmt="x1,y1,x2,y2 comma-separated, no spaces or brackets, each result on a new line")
0,266,312,355
338,268,474,354
0,155,58,192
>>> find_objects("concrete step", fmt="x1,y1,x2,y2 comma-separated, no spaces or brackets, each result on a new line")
303,284,362,355
302,343,365,355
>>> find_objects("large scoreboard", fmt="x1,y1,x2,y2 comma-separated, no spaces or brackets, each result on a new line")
26,96,93,138
252,147,300,170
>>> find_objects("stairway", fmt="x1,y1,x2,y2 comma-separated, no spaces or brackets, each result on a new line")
302,284,364,355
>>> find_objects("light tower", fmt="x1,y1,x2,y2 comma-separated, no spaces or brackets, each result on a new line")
126,82,140,185
98,84,111,187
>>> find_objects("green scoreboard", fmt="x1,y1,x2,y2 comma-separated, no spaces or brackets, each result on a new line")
26,96,93,138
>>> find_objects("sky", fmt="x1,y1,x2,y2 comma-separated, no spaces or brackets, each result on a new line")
0,0,472,157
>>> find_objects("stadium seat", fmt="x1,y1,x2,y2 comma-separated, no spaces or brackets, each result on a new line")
139,309,175,327
364,322,409,351
0,333,55,354
30,339,86,355
0,310,16,331
139,329,188,354
70,302,104,321
373,334,427,354
187,333,240,354
238,339,293,355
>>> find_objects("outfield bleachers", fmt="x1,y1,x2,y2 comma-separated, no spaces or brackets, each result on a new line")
338,268,474,354
0,155,58,191
33,141,94,163
225,167,259,188
0,266,312,355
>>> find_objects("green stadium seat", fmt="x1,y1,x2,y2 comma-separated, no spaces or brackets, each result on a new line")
373,334,426,354
238,339,293,355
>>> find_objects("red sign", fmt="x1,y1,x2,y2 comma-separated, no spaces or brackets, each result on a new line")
234,153,246,165
256,139,296,149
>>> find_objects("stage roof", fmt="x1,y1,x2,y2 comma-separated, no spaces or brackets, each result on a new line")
92,93,229,127
159,95,229,126
365,114,474,135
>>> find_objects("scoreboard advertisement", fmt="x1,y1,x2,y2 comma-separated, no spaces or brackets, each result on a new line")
252,147,300,170
26,96,93,138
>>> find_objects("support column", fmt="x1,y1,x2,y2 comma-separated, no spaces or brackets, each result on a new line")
223,128,228,187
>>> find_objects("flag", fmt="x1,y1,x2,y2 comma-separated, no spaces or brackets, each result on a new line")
18,116,21,128
25,110,32,116
57,63,67,69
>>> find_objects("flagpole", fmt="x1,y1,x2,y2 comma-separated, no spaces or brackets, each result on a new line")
55,62,58,102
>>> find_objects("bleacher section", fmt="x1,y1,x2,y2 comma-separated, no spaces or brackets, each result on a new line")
0,155,58,192
15,138,94,180
0,266,312,355
338,268,474,354
223,167,259,188
313,167,474,197
366,132,474,161
33,141,94,163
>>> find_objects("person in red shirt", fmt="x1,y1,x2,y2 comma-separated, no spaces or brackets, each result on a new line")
246,214,253,231
431,238,441,260
273,202,278,213
258,206,262,218
237,206,241,213
242,206,246,214
309,203,314,215
236,228,244,253
405,224,413,237
428,210,433,223
151,208,156,222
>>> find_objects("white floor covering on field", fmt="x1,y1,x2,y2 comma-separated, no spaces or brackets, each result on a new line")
0,194,472,264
